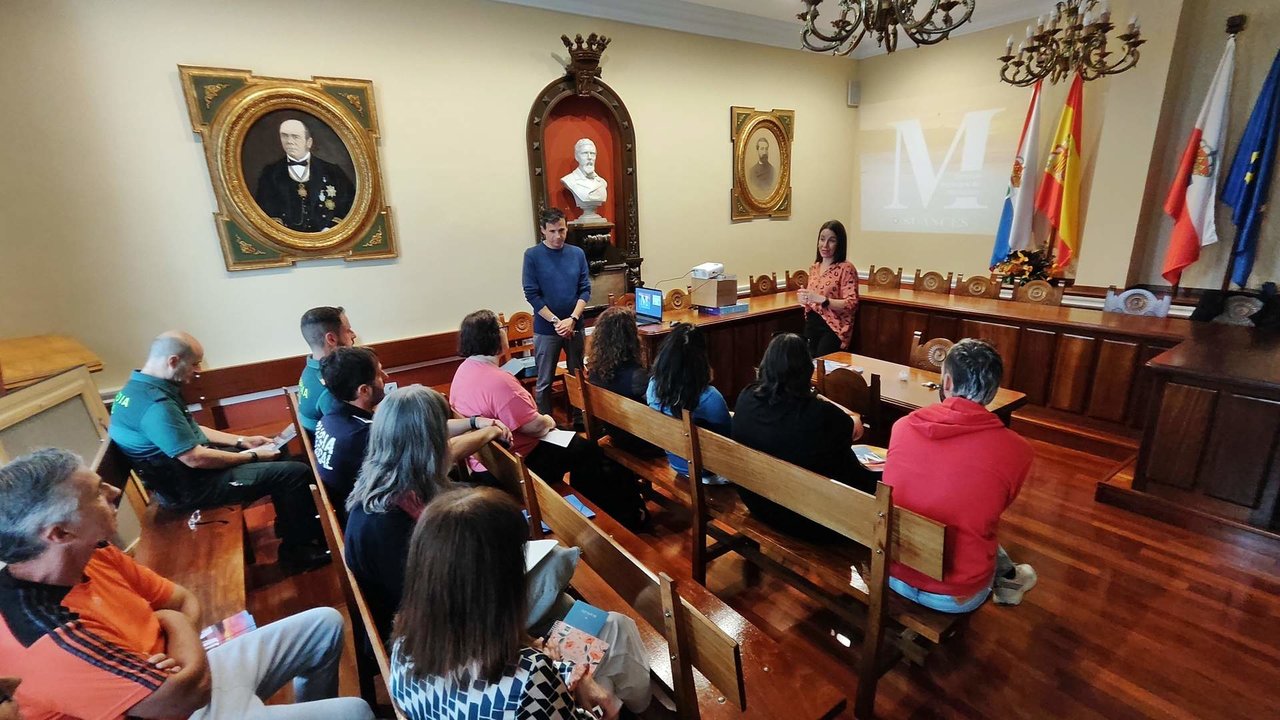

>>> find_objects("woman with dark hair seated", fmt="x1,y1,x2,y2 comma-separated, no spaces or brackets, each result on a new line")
732,332,877,537
646,323,730,485
390,487,631,719
585,306,661,456
450,309,647,528
343,385,504,641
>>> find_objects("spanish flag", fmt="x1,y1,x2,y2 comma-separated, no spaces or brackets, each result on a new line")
1035,74,1084,271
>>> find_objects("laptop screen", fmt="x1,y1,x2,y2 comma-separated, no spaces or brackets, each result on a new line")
635,287,663,320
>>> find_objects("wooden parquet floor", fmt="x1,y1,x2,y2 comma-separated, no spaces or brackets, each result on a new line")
245,439,1280,719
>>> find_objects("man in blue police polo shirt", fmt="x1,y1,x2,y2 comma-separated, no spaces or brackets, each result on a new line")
109,331,328,573
297,306,358,439
314,347,385,520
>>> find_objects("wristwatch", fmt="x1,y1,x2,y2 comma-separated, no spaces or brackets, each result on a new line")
470,415,480,430
821,298,831,309
234,437,246,450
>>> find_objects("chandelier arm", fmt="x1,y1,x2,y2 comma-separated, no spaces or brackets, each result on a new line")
799,1,862,46
899,0,976,43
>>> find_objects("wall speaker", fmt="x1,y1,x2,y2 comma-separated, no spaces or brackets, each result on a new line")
847,80,861,108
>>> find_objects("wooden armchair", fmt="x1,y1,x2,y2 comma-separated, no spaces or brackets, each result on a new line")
749,272,780,296
909,330,953,372
867,265,903,290
913,269,953,295
822,367,882,446
1012,279,1063,306
955,274,1002,299
664,286,691,311
785,268,810,291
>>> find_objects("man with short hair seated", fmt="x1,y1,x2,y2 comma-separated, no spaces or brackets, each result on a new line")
883,339,1037,611
314,346,386,518
0,448,374,720
109,331,328,573
298,306,358,439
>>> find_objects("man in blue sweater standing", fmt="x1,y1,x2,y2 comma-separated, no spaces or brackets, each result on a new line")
522,208,592,415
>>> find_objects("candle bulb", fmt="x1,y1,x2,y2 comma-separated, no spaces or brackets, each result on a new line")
1026,24,1034,38
1006,36,1014,53
1084,10,1093,26
1100,7,1111,23
1128,14,1137,29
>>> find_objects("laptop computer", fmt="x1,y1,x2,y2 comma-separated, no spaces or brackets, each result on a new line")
634,287,663,326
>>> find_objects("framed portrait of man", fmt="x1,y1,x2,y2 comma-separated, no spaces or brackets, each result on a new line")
179,66,397,270
730,106,794,221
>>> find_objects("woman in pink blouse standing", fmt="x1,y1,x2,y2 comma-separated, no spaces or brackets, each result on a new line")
797,220,859,356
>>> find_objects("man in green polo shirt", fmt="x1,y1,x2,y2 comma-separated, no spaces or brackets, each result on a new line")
297,306,357,439
109,331,328,573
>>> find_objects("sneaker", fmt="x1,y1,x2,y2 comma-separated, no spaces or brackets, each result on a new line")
701,473,730,486
992,564,1037,606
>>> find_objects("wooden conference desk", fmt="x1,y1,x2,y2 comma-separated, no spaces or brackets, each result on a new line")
1109,323,1280,535
0,334,103,394
641,288,1193,435
820,350,1027,424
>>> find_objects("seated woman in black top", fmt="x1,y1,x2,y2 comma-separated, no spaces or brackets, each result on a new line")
343,385,503,641
732,332,878,538
585,306,661,456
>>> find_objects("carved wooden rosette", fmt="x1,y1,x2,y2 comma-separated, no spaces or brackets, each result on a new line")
730,106,794,221
526,34,643,307
178,65,396,270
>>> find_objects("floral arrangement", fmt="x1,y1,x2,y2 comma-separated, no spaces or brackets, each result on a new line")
992,249,1052,286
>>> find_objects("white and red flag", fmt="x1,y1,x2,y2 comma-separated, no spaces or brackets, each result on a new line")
1162,36,1236,285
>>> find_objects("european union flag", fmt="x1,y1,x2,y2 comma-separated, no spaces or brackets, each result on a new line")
1223,50,1280,287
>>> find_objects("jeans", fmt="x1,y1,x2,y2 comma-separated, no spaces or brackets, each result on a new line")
190,607,373,720
133,454,322,549
888,546,1015,614
532,330,584,415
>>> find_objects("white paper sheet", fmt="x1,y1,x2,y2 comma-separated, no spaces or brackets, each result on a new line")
540,428,576,448
525,538,560,572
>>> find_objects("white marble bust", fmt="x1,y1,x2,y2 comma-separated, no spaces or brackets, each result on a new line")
560,138,608,224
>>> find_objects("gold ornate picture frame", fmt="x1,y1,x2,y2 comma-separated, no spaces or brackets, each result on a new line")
179,66,396,270
730,106,794,221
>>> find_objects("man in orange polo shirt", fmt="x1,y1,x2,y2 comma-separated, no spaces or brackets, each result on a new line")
0,448,373,720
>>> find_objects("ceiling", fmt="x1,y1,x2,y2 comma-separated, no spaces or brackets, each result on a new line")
490,0,1053,58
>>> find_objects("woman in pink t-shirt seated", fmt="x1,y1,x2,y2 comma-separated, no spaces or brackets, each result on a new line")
449,310,646,528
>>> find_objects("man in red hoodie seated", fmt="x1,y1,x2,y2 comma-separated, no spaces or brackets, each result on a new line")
882,339,1036,612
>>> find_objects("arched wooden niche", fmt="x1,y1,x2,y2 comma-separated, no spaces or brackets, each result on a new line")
526,34,643,306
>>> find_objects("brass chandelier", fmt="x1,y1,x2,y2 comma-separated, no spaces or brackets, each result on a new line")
797,0,977,55
998,0,1145,86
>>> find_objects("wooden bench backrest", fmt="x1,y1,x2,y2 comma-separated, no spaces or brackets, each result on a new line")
475,440,545,539
564,372,691,458
287,390,405,719
526,468,746,715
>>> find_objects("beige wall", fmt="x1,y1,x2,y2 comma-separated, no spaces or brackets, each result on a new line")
1130,0,1280,290
851,0,1184,288
0,0,856,388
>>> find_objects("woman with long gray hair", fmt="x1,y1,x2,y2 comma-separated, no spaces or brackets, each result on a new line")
343,385,504,640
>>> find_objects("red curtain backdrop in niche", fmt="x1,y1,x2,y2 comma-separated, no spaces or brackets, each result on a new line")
545,96,619,235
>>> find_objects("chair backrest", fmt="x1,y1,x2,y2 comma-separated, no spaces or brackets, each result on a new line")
498,312,536,362
784,269,810,291
1103,286,1172,317
955,274,1002,299
908,331,954,371
867,265,903,290
913,269,953,295
527,470,746,716
822,368,881,440
748,272,779,296
664,287,691,311
1012,279,1063,306
567,372,694,462
93,437,150,514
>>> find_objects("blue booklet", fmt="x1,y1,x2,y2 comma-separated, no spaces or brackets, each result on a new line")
562,599,608,636
565,493,597,519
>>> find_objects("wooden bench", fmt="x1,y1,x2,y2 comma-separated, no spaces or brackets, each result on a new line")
285,390,405,720
96,439,248,629
567,373,964,718
476,440,848,719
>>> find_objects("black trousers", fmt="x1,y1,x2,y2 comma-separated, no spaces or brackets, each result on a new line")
805,311,843,357
524,435,645,528
132,455,322,549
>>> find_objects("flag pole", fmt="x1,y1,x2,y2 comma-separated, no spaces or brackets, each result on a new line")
1218,15,1248,294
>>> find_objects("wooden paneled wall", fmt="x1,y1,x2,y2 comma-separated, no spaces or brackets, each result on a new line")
854,302,1179,430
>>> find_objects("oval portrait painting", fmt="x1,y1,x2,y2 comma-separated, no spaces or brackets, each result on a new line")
743,125,782,202
240,109,358,234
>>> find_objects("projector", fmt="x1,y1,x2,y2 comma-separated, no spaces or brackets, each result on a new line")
690,262,724,280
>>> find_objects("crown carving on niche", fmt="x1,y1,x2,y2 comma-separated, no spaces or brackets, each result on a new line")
561,33,611,96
